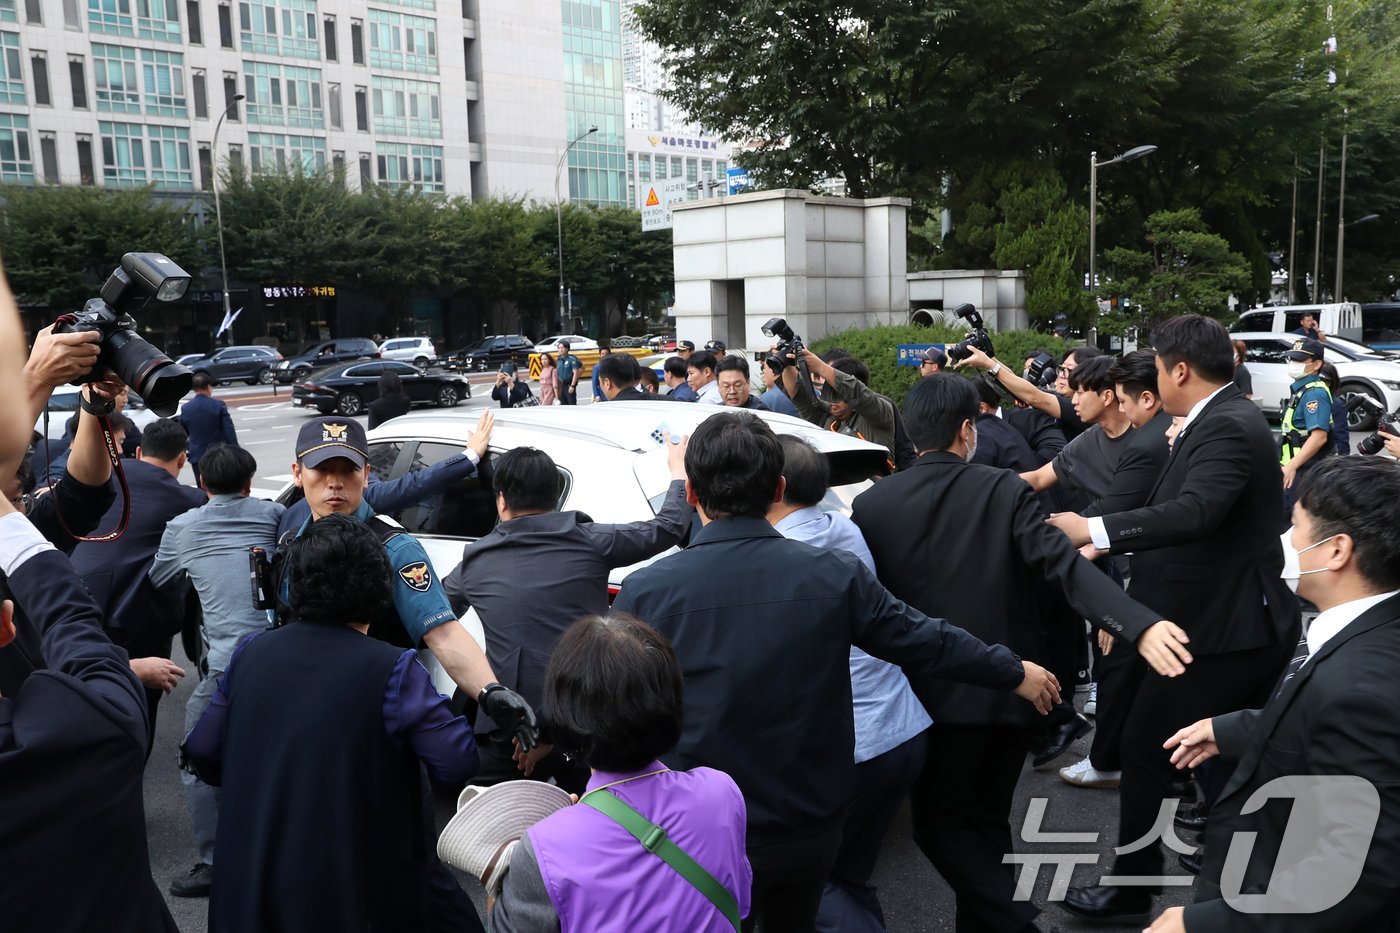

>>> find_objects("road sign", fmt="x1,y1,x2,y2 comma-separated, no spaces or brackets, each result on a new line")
727,166,752,195
897,344,945,366
641,178,688,232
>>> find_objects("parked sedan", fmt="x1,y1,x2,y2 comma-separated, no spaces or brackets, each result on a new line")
534,334,600,353
446,334,534,372
274,402,891,699
187,345,283,385
291,360,472,416
1235,331,1400,430
274,337,381,383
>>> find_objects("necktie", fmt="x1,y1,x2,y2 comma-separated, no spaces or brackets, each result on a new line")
1271,632,1310,700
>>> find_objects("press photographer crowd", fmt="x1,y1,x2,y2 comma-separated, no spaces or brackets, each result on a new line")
4,254,1400,933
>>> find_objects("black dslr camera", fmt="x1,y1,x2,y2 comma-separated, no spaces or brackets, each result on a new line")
1349,395,1400,455
53,252,194,417
762,317,805,367
1026,351,1057,388
945,303,995,365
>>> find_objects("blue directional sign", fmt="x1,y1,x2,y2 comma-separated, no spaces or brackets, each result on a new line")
726,166,752,195
897,344,945,366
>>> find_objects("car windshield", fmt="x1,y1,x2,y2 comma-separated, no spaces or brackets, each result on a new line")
1326,336,1384,359
465,338,496,351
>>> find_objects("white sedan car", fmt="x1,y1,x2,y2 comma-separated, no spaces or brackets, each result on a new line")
1235,332,1400,430
33,387,161,439
281,402,890,699
534,334,600,354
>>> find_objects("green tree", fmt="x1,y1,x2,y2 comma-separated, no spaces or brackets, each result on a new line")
350,184,449,329
991,175,1094,331
592,206,673,325
440,198,550,334
0,185,204,312
1103,208,1250,333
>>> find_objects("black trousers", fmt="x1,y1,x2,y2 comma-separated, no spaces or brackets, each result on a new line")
911,723,1039,933
743,819,845,933
473,735,591,797
1088,645,1147,772
1113,643,1291,878
560,387,577,405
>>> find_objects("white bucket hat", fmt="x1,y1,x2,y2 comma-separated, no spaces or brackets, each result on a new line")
437,782,574,895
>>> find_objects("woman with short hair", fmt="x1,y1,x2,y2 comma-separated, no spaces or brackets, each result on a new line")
491,613,751,932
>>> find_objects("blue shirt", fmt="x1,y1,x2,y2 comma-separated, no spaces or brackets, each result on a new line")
292,500,457,646
557,355,582,391
1287,376,1333,436
759,388,799,418
772,507,933,762
668,382,698,402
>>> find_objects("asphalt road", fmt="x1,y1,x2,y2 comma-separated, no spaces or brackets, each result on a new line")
144,389,1200,932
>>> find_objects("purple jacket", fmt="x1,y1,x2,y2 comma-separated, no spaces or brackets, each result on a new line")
528,762,751,932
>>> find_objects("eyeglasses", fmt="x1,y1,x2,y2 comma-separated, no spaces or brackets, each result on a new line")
1057,365,1074,375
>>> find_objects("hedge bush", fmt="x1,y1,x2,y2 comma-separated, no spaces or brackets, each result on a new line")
810,324,1070,407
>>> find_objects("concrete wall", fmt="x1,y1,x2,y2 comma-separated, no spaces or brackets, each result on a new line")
907,270,1029,331
670,189,911,350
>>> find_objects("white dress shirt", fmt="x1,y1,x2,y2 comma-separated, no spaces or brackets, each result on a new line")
0,510,56,576
1087,383,1232,550
1305,590,1400,663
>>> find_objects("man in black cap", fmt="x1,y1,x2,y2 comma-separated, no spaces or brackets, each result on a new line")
705,339,727,355
281,416,537,932
918,346,947,377
1279,336,1334,518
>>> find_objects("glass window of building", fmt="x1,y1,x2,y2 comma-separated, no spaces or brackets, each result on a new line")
69,57,88,108
1,0,19,21
375,141,441,192
327,81,340,129
0,32,22,103
92,43,139,112
248,130,324,173
238,0,316,58
368,9,437,74
322,13,336,60
31,52,50,105
24,0,41,24
217,1,232,46
89,0,183,42
64,0,81,28
76,135,95,183
197,142,211,188
243,61,321,128
39,132,58,181
185,0,200,41
141,47,186,117
0,112,32,181
192,68,206,117
147,124,192,186
350,18,363,63
370,75,439,137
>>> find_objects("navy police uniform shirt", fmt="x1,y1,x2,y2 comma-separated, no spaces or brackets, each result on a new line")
291,500,455,645
1287,376,1334,437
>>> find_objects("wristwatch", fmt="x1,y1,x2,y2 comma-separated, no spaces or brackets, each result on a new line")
989,362,1003,378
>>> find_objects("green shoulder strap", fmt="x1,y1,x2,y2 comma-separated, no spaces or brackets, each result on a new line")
581,790,742,931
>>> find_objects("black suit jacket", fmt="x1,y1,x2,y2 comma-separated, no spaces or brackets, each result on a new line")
178,392,237,463
851,452,1162,726
0,548,179,933
1188,593,1400,932
1101,386,1298,653
611,516,1025,836
69,460,206,650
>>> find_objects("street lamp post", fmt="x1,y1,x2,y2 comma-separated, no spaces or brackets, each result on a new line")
555,125,598,329
212,94,245,331
1336,211,1380,301
1088,145,1157,308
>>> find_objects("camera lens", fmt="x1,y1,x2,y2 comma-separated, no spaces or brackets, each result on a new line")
103,329,192,416
1357,433,1385,456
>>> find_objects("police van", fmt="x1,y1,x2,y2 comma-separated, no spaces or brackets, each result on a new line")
1230,302,1363,341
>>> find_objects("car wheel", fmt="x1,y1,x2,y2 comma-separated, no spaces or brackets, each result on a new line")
336,392,365,416
1340,382,1382,431
256,367,274,385
414,356,430,368
436,385,460,407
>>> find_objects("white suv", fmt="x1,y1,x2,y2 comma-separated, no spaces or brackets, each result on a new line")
379,336,438,367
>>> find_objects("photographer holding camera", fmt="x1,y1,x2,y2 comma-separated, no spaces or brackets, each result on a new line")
784,349,898,462
959,341,1103,441
0,259,180,932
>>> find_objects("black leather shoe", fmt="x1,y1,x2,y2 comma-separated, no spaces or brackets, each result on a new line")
1174,804,1208,833
169,862,212,898
1030,713,1093,768
1178,848,1203,875
1062,884,1152,923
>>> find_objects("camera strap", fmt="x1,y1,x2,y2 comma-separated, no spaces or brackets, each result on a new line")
42,396,132,544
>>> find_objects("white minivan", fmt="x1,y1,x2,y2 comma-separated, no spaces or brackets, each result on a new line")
1230,303,1363,341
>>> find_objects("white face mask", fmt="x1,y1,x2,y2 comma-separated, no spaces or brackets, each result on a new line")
1280,529,1338,593
1287,361,1309,381
964,421,978,462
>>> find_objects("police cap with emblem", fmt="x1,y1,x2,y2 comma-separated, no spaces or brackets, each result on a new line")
296,416,369,469
1286,337,1325,362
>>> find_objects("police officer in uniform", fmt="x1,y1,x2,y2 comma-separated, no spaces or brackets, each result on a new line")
1279,337,1334,521
281,416,537,933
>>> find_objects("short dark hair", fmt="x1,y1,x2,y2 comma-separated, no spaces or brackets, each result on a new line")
1065,346,1104,366
639,367,659,391
378,372,404,397
199,443,257,494
492,447,561,514
687,350,717,374
544,613,683,771
715,354,750,379
663,356,687,379
685,411,783,519
596,352,642,389
831,356,871,386
779,435,829,508
140,417,188,460
1067,354,1117,393
107,412,135,436
286,513,393,625
903,374,978,453
1150,314,1235,383
191,371,213,391
1109,350,1159,398
1297,457,1400,590
974,378,1002,409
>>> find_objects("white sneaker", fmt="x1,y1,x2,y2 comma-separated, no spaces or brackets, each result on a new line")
1084,682,1098,716
1058,757,1121,788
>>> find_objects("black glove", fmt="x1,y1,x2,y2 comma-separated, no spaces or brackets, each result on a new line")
479,683,540,750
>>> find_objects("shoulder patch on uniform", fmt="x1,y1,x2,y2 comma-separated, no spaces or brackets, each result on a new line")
398,561,432,592
1306,400,1320,413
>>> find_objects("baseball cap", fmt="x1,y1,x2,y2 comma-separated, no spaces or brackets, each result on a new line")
919,347,947,367
1286,338,1325,362
677,340,695,352
704,339,727,353
296,416,369,469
